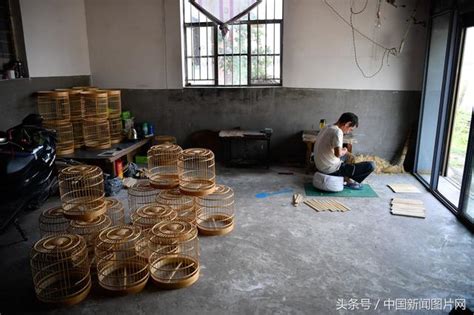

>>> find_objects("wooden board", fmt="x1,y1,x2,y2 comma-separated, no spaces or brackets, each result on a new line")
390,204,426,211
387,184,421,193
391,209,426,219
391,198,424,205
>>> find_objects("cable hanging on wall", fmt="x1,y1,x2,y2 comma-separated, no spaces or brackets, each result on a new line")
324,0,423,78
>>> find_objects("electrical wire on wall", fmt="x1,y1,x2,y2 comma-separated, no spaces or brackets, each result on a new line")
323,0,422,78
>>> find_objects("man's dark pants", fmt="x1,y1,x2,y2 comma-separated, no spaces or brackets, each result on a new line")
329,161,375,183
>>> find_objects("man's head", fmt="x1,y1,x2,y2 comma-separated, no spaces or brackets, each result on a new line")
336,112,358,134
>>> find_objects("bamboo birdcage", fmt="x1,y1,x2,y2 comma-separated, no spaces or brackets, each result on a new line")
83,118,111,149
31,234,91,305
68,215,112,268
71,120,84,148
131,204,177,259
43,120,75,155
128,181,160,212
105,197,125,225
196,184,235,236
95,225,149,294
106,90,122,118
56,89,84,120
59,165,107,221
37,91,70,121
155,188,196,225
38,206,70,237
109,117,123,144
147,144,183,189
82,91,108,120
148,221,199,289
177,148,216,196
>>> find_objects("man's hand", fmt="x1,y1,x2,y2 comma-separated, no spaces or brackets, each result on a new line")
334,147,348,158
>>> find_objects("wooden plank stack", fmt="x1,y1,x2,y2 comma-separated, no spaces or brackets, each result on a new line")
390,198,426,218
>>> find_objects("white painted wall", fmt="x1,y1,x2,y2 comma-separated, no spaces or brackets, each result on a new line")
20,0,90,77
84,0,182,89
83,0,428,90
283,0,429,90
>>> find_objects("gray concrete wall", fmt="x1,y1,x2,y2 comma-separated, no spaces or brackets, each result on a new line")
0,76,90,129
121,87,421,165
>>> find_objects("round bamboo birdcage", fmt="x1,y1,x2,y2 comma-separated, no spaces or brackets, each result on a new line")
155,188,196,225
109,117,123,144
106,90,122,118
82,91,108,120
95,225,149,294
131,204,177,259
37,91,70,121
105,197,125,225
43,120,75,155
83,118,111,149
71,120,84,148
56,89,84,120
59,165,106,221
177,148,216,196
31,234,91,305
153,135,177,145
68,214,112,268
195,184,235,236
38,206,70,237
128,181,160,212
148,221,199,289
147,144,182,189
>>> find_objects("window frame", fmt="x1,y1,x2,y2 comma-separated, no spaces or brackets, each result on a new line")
182,0,283,87
0,0,28,79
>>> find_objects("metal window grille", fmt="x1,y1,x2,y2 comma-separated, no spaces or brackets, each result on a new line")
183,0,283,86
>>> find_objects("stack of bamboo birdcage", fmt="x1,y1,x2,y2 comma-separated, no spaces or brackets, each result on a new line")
37,87,123,151
37,91,74,155
31,164,127,305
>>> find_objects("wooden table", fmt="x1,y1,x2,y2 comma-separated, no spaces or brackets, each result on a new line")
219,130,272,169
302,130,357,173
60,138,151,176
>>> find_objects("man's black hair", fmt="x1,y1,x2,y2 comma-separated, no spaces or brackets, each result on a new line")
337,112,359,127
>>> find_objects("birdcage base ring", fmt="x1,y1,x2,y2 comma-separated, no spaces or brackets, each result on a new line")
110,138,122,144
36,272,91,305
197,214,234,236
150,256,199,289
149,175,179,190
86,143,112,150
97,262,149,294
179,181,216,197
63,203,107,222
56,147,75,156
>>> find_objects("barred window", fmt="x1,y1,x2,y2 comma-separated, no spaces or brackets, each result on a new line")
183,0,283,86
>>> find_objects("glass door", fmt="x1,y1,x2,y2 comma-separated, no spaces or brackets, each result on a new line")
438,27,474,207
459,115,474,225
415,12,452,185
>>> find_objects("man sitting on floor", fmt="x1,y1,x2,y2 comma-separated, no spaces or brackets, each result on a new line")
313,112,375,189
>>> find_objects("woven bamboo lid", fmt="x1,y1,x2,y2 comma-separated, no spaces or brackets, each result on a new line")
34,234,85,254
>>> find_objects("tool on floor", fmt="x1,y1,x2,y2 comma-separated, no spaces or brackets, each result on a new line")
303,199,351,212
390,198,425,218
292,193,304,206
255,188,293,198
387,183,421,193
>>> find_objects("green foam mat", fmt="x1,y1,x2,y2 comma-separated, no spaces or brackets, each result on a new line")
304,183,378,197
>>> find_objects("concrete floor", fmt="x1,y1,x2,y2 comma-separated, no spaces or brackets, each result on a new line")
0,166,472,314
